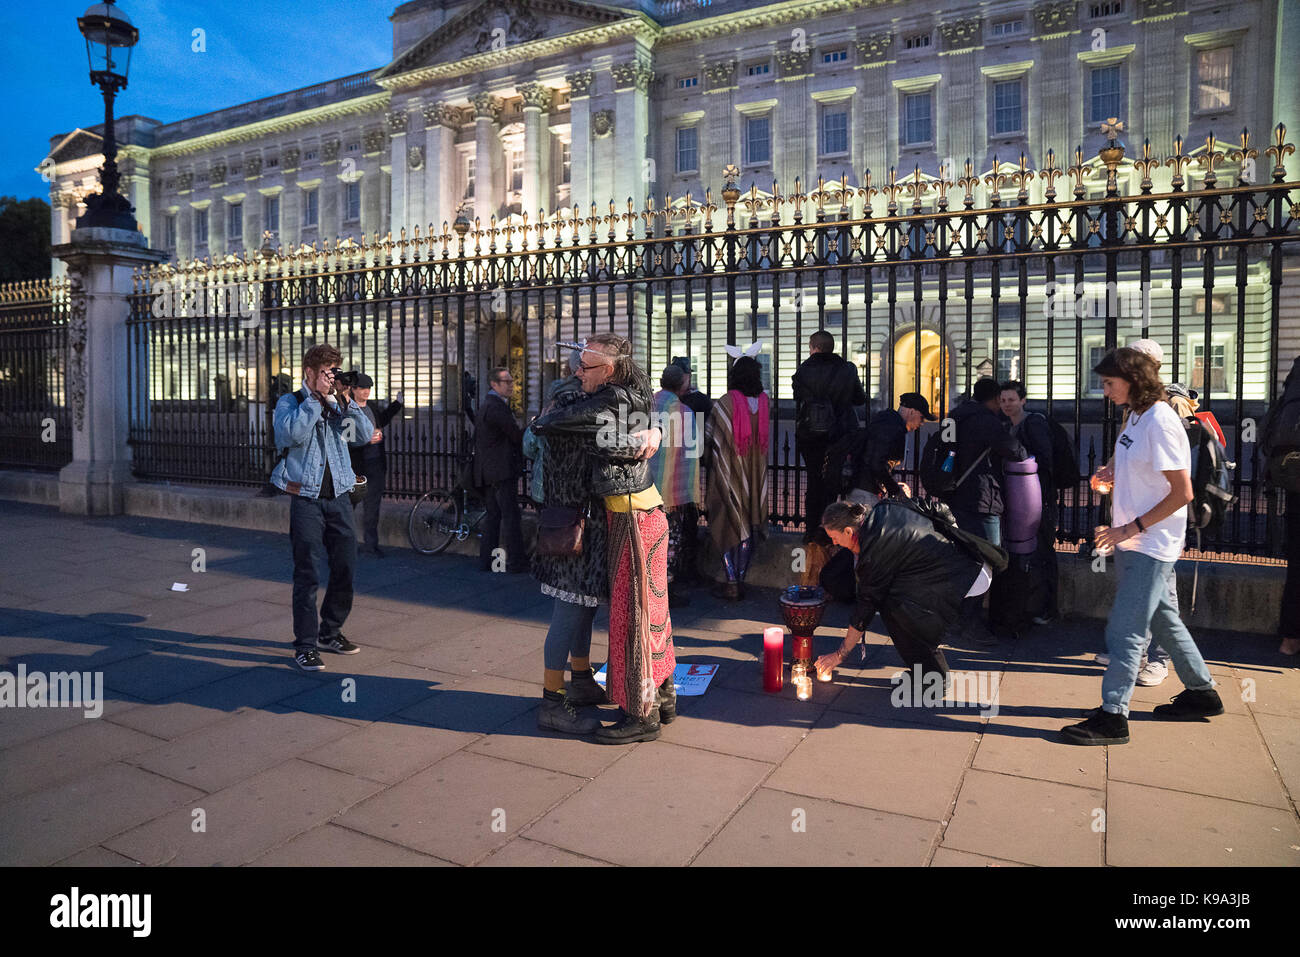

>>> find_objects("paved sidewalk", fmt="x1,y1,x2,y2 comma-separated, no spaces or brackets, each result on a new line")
1,499,1297,867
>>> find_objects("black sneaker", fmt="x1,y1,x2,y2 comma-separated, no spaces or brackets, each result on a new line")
1152,688,1224,720
318,633,360,655
294,648,325,671
594,708,661,745
1060,709,1129,746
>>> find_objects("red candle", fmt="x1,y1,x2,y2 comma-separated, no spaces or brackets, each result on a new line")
763,627,784,692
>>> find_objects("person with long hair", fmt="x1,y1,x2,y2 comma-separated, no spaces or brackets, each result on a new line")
704,353,771,601
1061,347,1222,746
532,334,675,744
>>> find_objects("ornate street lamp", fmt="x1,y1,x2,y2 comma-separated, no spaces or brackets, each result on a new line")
75,2,139,230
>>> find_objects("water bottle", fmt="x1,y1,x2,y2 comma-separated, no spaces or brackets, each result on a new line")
940,450,956,473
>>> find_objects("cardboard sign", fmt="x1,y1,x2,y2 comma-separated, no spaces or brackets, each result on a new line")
591,663,718,696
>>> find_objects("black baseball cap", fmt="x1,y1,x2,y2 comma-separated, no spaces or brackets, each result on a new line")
899,392,938,421
354,372,374,389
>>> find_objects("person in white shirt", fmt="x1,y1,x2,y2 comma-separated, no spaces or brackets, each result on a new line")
1061,347,1222,746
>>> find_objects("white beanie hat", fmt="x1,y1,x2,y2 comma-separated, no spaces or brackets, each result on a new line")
1129,338,1164,366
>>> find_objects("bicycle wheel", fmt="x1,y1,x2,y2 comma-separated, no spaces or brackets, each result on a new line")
408,489,460,555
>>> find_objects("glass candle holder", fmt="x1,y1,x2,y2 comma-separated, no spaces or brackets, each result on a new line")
795,676,812,700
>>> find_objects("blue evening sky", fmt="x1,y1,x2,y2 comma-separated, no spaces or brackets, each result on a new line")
1,1,395,202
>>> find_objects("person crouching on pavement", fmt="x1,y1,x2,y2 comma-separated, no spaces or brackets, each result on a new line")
1060,347,1222,746
814,499,988,691
271,344,374,671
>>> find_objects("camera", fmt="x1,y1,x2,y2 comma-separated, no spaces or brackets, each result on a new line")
330,367,362,389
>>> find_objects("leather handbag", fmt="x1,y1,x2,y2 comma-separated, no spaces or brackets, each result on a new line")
536,505,585,556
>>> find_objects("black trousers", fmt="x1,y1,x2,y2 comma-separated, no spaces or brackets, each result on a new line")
799,438,831,534
481,478,526,571
677,502,702,581
890,627,951,681
1037,496,1060,617
1282,491,1300,638
353,459,386,549
289,492,357,650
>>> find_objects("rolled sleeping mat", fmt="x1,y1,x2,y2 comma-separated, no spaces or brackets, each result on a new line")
1002,455,1042,555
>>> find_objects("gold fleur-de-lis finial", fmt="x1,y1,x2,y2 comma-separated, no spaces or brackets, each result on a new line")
1041,149,1063,200
1230,127,1258,183
984,156,1007,203
1100,117,1124,141
1199,131,1226,187
934,162,952,209
1134,138,1159,193
1011,151,1034,201
1067,145,1090,198
956,158,979,208
907,165,928,211
1166,133,1190,190
856,168,878,213
1265,123,1295,181
883,166,903,213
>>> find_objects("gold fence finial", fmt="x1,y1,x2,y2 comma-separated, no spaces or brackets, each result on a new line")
1167,133,1190,190
1266,123,1294,180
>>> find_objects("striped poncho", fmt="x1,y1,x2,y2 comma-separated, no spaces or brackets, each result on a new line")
647,389,701,508
705,390,771,555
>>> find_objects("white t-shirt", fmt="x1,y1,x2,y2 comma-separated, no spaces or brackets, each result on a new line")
1113,400,1191,563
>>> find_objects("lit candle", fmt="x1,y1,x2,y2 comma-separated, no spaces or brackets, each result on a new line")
1096,481,1112,495
795,676,812,700
763,626,784,692
817,666,833,682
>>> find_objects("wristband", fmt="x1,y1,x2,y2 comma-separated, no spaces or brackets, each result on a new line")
1133,516,1145,533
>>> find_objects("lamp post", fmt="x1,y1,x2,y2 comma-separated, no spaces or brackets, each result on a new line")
75,2,139,231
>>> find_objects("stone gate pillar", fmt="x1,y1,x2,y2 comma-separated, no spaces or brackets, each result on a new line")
53,226,167,514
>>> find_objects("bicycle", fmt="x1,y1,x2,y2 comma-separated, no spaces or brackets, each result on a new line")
408,455,488,555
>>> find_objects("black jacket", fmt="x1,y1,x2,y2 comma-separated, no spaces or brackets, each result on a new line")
946,400,1027,516
853,408,909,497
851,500,984,647
532,381,654,498
349,398,403,468
474,391,523,486
792,352,866,442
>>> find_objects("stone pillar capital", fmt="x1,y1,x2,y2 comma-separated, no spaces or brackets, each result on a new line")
472,92,504,121
566,69,595,97
519,82,554,112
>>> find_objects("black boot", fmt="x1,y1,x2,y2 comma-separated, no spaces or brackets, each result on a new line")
538,689,600,735
594,706,661,745
1152,688,1224,720
657,675,677,724
567,667,608,707
1060,708,1130,746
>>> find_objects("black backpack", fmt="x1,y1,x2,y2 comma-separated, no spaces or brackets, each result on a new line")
896,496,1009,574
1264,398,1300,494
1184,417,1236,533
797,398,837,441
919,430,989,500
1028,412,1082,487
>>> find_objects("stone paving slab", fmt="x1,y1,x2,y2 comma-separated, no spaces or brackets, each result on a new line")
1,499,1298,867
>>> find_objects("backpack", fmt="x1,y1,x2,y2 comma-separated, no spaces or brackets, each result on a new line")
1264,397,1300,493
1028,412,1082,487
896,496,1010,574
919,430,990,500
797,398,837,440
1184,416,1236,533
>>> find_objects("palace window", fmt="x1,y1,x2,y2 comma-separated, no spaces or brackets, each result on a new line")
1188,336,1231,395
676,127,698,173
1084,340,1108,394
1197,47,1232,111
560,141,571,184
990,18,1024,37
164,214,177,249
227,202,242,239
903,33,931,50
304,149,317,162
996,336,1022,382
508,148,524,193
1090,65,1122,122
345,181,361,222
992,81,1023,134
264,195,279,234
303,188,318,227
195,208,208,245
677,75,698,89
821,49,848,65
465,155,475,198
821,107,848,155
902,92,932,145
744,115,771,165
1088,1,1124,18
746,61,770,76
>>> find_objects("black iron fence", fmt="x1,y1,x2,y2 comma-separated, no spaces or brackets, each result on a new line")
0,278,72,471
119,125,1300,557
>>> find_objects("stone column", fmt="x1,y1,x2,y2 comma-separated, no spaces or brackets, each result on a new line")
52,228,168,514
387,108,410,236
472,93,503,226
49,192,73,278
566,69,595,214
424,103,462,236
120,150,152,248
611,61,653,230
519,84,554,220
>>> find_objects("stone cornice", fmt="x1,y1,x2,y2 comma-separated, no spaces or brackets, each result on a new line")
980,59,1035,79
660,0,892,44
1077,42,1136,65
892,73,942,93
377,19,660,93
1183,27,1247,49
149,93,389,160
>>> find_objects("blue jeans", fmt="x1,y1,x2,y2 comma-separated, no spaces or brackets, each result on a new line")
952,508,1002,548
1101,550,1215,716
544,597,596,671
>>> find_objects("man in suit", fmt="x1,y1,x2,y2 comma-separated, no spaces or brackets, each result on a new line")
475,367,527,573
348,373,403,558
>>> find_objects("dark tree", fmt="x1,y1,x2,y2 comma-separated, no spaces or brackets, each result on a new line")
0,196,52,282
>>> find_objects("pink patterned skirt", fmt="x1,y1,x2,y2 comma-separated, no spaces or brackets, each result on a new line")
607,507,675,717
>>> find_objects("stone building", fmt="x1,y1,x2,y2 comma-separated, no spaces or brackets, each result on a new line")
40,0,1300,420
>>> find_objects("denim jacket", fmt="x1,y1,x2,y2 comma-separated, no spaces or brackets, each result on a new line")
270,385,374,498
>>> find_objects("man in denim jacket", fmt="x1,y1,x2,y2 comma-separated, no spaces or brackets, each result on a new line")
271,344,374,671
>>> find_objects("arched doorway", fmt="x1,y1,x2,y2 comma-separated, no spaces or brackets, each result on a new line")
893,329,949,416
492,324,526,414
